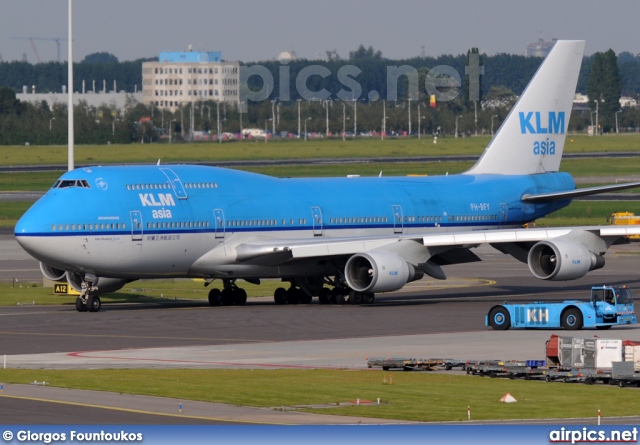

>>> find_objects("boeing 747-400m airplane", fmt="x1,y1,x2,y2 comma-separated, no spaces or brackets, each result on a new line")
14,40,640,312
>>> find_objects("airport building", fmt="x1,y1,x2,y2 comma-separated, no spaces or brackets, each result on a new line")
142,51,240,112
17,83,142,110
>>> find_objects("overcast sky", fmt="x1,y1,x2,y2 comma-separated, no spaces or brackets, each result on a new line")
1,0,639,63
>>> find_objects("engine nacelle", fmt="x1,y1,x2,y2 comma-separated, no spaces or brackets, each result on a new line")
65,271,128,294
345,251,418,293
528,239,605,281
39,262,66,282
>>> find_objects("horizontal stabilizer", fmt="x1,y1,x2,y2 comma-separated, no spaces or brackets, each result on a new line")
522,182,640,202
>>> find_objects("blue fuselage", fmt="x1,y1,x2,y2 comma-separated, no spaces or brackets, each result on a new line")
14,165,575,279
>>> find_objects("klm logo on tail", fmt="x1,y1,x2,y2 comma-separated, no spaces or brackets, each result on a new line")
519,112,565,135
520,112,565,156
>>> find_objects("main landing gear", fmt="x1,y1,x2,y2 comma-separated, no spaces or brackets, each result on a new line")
205,277,376,307
207,279,248,306
75,277,102,313
273,279,375,306
273,285,313,305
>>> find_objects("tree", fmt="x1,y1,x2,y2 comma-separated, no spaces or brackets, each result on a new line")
348,45,382,61
82,52,119,64
0,87,24,114
325,49,342,61
587,49,622,132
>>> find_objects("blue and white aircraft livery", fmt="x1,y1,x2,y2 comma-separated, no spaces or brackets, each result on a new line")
14,40,640,312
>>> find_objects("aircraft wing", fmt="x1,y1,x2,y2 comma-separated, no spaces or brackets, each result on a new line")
233,225,640,263
522,181,640,202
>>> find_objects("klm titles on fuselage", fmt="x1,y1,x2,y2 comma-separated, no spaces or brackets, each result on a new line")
519,111,565,156
139,193,176,219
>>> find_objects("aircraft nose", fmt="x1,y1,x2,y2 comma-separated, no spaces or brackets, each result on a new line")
14,203,47,256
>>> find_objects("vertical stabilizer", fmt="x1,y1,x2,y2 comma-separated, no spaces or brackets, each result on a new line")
464,40,585,175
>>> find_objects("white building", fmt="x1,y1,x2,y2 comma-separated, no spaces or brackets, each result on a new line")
142,51,240,112
620,96,638,108
17,84,141,110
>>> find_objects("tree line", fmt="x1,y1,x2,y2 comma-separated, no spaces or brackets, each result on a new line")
0,46,634,145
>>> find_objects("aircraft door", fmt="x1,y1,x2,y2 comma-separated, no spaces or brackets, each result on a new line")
213,209,225,239
499,203,508,227
311,206,323,236
130,211,143,241
392,204,404,234
160,168,188,200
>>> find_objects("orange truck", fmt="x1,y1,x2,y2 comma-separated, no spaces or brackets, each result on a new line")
608,212,640,240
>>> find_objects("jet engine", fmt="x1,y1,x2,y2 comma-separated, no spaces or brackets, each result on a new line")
39,262,66,282
345,251,420,293
65,271,129,294
527,239,605,281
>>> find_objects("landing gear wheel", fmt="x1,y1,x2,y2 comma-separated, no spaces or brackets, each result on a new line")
318,288,331,305
299,292,312,304
233,288,247,306
363,293,375,304
286,287,300,305
561,308,583,330
208,288,222,306
488,306,510,330
335,292,347,305
274,287,287,305
349,290,363,305
87,295,101,313
221,288,235,306
75,297,87,312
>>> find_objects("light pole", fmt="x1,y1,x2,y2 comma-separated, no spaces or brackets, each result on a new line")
342,102,346,141
112,118,119,136
67,0,74,171
277,102,281,129
594,99,599,136
324,100,330,138
473,101,478,136
265,118,272,143
238,101,244,141
271,100,276,135
216,102,221,144
417,104,424,140
615,110,621,134
407,98,412,137
590,112,595,136
455,115,462,138
169,119,177,144
353,99,357,136
382,99,386,140
304,117,311,141
178,106,183,138
49,117,55,145
491,114,498,136
297,99,301,138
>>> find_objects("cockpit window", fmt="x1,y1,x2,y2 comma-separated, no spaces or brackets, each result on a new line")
53,179,91,189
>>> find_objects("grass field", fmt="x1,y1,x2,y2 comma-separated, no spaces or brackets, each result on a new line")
0,368,637,422
1,133,640,166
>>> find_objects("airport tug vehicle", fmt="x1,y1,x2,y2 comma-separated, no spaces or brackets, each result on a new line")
486,285,637,330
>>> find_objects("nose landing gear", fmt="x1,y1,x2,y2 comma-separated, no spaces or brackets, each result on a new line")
75,277,102,312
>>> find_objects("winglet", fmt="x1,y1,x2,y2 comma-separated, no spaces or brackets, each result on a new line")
464,40,585,176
